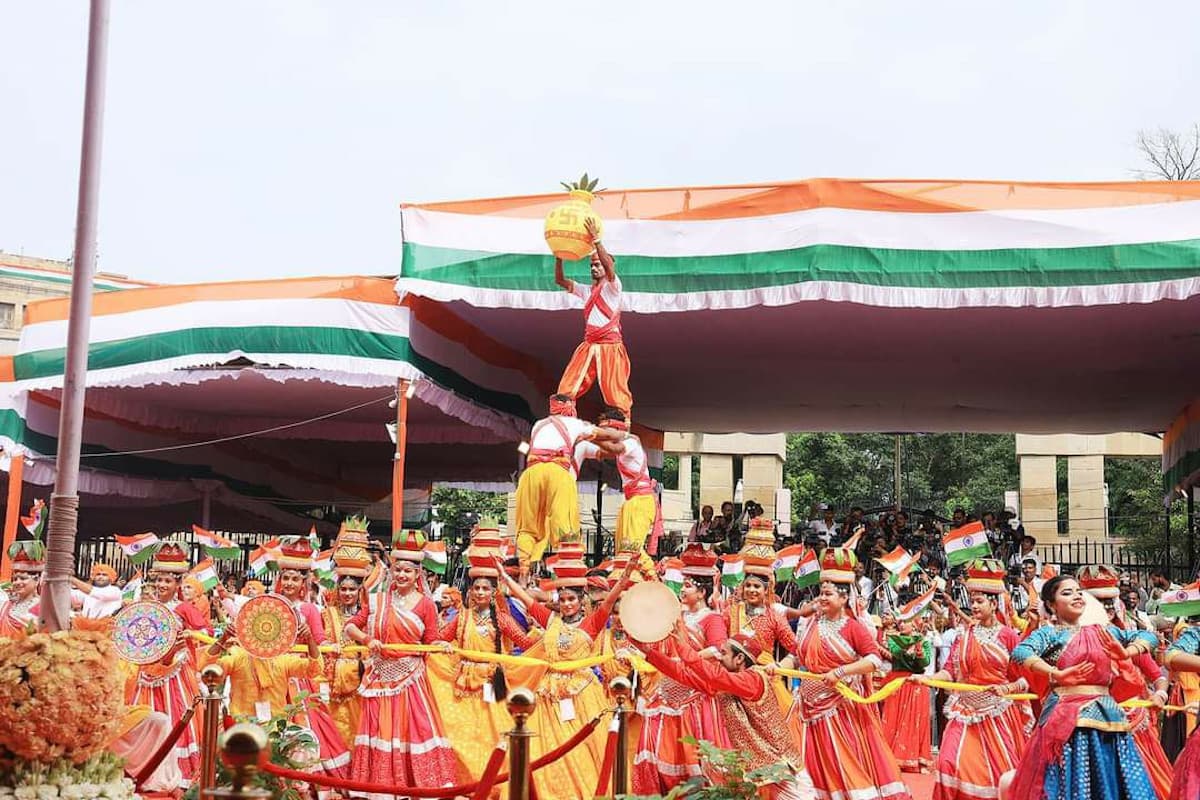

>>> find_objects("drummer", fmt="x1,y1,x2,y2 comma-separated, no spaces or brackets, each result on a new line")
124,540,209,789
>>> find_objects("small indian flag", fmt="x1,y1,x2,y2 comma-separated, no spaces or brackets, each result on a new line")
876,546,920,588
720,555,745,587
1042,563,1061,580
313,549,336,588
192,525,240,561
661,558,685,594
21,499,46,538
248,538,281,576
122,570,143,601
896,586,937,622
842,525,865,551
422,540,448,575
1160,582,1200,618
794,548,820,588
115,532,161,564
364,562,387,594
943,521,991,567
773,545,804,583
190,558,220,592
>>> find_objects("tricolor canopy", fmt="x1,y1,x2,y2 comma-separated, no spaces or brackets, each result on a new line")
399,179,1200,434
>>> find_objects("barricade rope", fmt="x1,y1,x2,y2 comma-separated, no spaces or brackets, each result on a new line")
592,716,621,797
133,695,202,790
259,709,609,797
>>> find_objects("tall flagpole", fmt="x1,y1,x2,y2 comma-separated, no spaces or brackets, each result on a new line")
41,0,111,632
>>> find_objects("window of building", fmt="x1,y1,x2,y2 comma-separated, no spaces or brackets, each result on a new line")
0,302,16,329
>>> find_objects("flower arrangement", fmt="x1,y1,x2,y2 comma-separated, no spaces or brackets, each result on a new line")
0,631,124,764
618,739,793,800
0,753,133,799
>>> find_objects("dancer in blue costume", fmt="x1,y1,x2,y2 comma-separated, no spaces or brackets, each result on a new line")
1008,575,1157,800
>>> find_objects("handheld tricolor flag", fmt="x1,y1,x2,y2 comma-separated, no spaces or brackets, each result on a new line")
122,570,143,602
661,558,685,594
1160,582,1200,618
192,526,240,561
313,549,336,589
720,555,745,587
876,546,920,588
943,521,991,567
248,539,281,576
115,533,161,564
422,540,448,575
896,586,937,622
190,558,220,592
793,548,820,589
773,545,804,584
21,499,46,539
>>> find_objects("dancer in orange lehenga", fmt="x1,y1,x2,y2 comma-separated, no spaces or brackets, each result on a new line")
553,217,633,419
922,559,1034,800
344,532,460,797
1080,565,1173,800
127,541,211,789
880,614,934,773
428,525,540,782
0,538,42,638
634,544,730,794
497,548,637,800
785,547,911,800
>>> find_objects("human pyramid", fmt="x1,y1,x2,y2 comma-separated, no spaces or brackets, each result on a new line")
6,189,1200,800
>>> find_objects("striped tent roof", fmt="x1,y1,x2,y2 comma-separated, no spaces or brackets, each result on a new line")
398,178,1200,435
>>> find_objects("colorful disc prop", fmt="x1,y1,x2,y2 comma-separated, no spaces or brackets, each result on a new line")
236,594,299,658
112,600,182,665
619,580,681,643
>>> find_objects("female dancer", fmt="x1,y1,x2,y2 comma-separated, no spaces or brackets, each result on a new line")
1008,575,1157,800
784,548,911,800
1165,607,1200,800
922,559,1033,800
0,540,42,637
1080,565,1172,799
345,534,460,794
128,541,210,789
429,543,537,781
635,547,730,794
880,613,934,773
320,573,365,750
498,550,636,800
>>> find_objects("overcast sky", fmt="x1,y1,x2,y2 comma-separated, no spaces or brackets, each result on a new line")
1,1,1197,284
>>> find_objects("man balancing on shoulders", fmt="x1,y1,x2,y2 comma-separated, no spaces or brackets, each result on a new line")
554,217,633,421
514,395,626,582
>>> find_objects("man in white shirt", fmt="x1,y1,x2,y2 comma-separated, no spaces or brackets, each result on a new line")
1007,535,1042,573
513,396,625,580
70,563,124,618
807,503,838,544
554,217,633,420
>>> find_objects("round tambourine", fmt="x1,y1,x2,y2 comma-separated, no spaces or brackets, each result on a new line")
112,600,183,665
236,594,300,658
619,581,681,643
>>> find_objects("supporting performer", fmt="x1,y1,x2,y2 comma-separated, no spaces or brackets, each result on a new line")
513,398,623,579
554,217,632,419
600,408,661,570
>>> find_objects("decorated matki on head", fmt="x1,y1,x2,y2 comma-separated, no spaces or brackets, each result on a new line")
391,529,427,563
332,515,372,577
964,558,1006,595
819,547,858,585
151,540,191,575
1076,564,1120,600
466,518,503,579
275,537,315,572
739,517,778,578
680,542,718,579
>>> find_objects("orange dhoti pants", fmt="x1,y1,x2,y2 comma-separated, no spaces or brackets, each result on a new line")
515,461,581,564
557,340,632,418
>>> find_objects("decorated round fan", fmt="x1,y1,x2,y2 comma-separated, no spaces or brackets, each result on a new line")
112,600,182,665
236,594,299,658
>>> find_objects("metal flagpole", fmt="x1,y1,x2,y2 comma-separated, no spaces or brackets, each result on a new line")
41,0,111,632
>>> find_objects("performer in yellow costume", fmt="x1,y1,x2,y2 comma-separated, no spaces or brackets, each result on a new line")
428,523,541,780
513,396,623,576
201,619,324,718
322,515,373,749
598,408,660,572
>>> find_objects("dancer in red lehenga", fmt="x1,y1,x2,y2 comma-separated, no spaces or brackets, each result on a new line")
634,544,731,793
880,615,934,773
127,541,211,789
784,547,911,800
344,532,460,798
922,559,1034,800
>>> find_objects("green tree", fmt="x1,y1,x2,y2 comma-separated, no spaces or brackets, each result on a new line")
430,486,507,535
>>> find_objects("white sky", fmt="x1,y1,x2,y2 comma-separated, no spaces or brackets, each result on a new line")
1,1,1197,284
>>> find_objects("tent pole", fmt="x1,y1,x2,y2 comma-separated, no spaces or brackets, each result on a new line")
392,379,411,534
41,0,110,633
1,453,25,581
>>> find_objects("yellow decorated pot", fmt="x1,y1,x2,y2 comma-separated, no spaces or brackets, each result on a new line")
544,189,603,261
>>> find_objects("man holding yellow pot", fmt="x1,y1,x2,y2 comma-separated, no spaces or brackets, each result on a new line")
554,217,633,420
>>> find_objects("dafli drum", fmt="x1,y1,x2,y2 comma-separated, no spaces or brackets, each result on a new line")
236,594,300,658
112,600,183,665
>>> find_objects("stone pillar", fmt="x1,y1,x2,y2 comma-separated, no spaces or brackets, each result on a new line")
1068,455,1106,539
1019,455,1058,540
742,454,783,520
677,455,693,505
699,454,733,514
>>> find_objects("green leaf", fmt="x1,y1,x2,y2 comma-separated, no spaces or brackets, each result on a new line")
579,172,589,190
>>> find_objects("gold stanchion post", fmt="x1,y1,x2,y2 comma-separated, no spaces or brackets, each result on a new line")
201,723,272,799
506,687,537,800
610,676,632,796
198,664,225,796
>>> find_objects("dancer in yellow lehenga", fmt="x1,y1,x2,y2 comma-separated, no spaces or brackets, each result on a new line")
428,524,542,780
498,546,637,800
321,574,365,749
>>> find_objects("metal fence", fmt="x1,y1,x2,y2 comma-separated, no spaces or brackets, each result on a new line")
76,529,289,582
